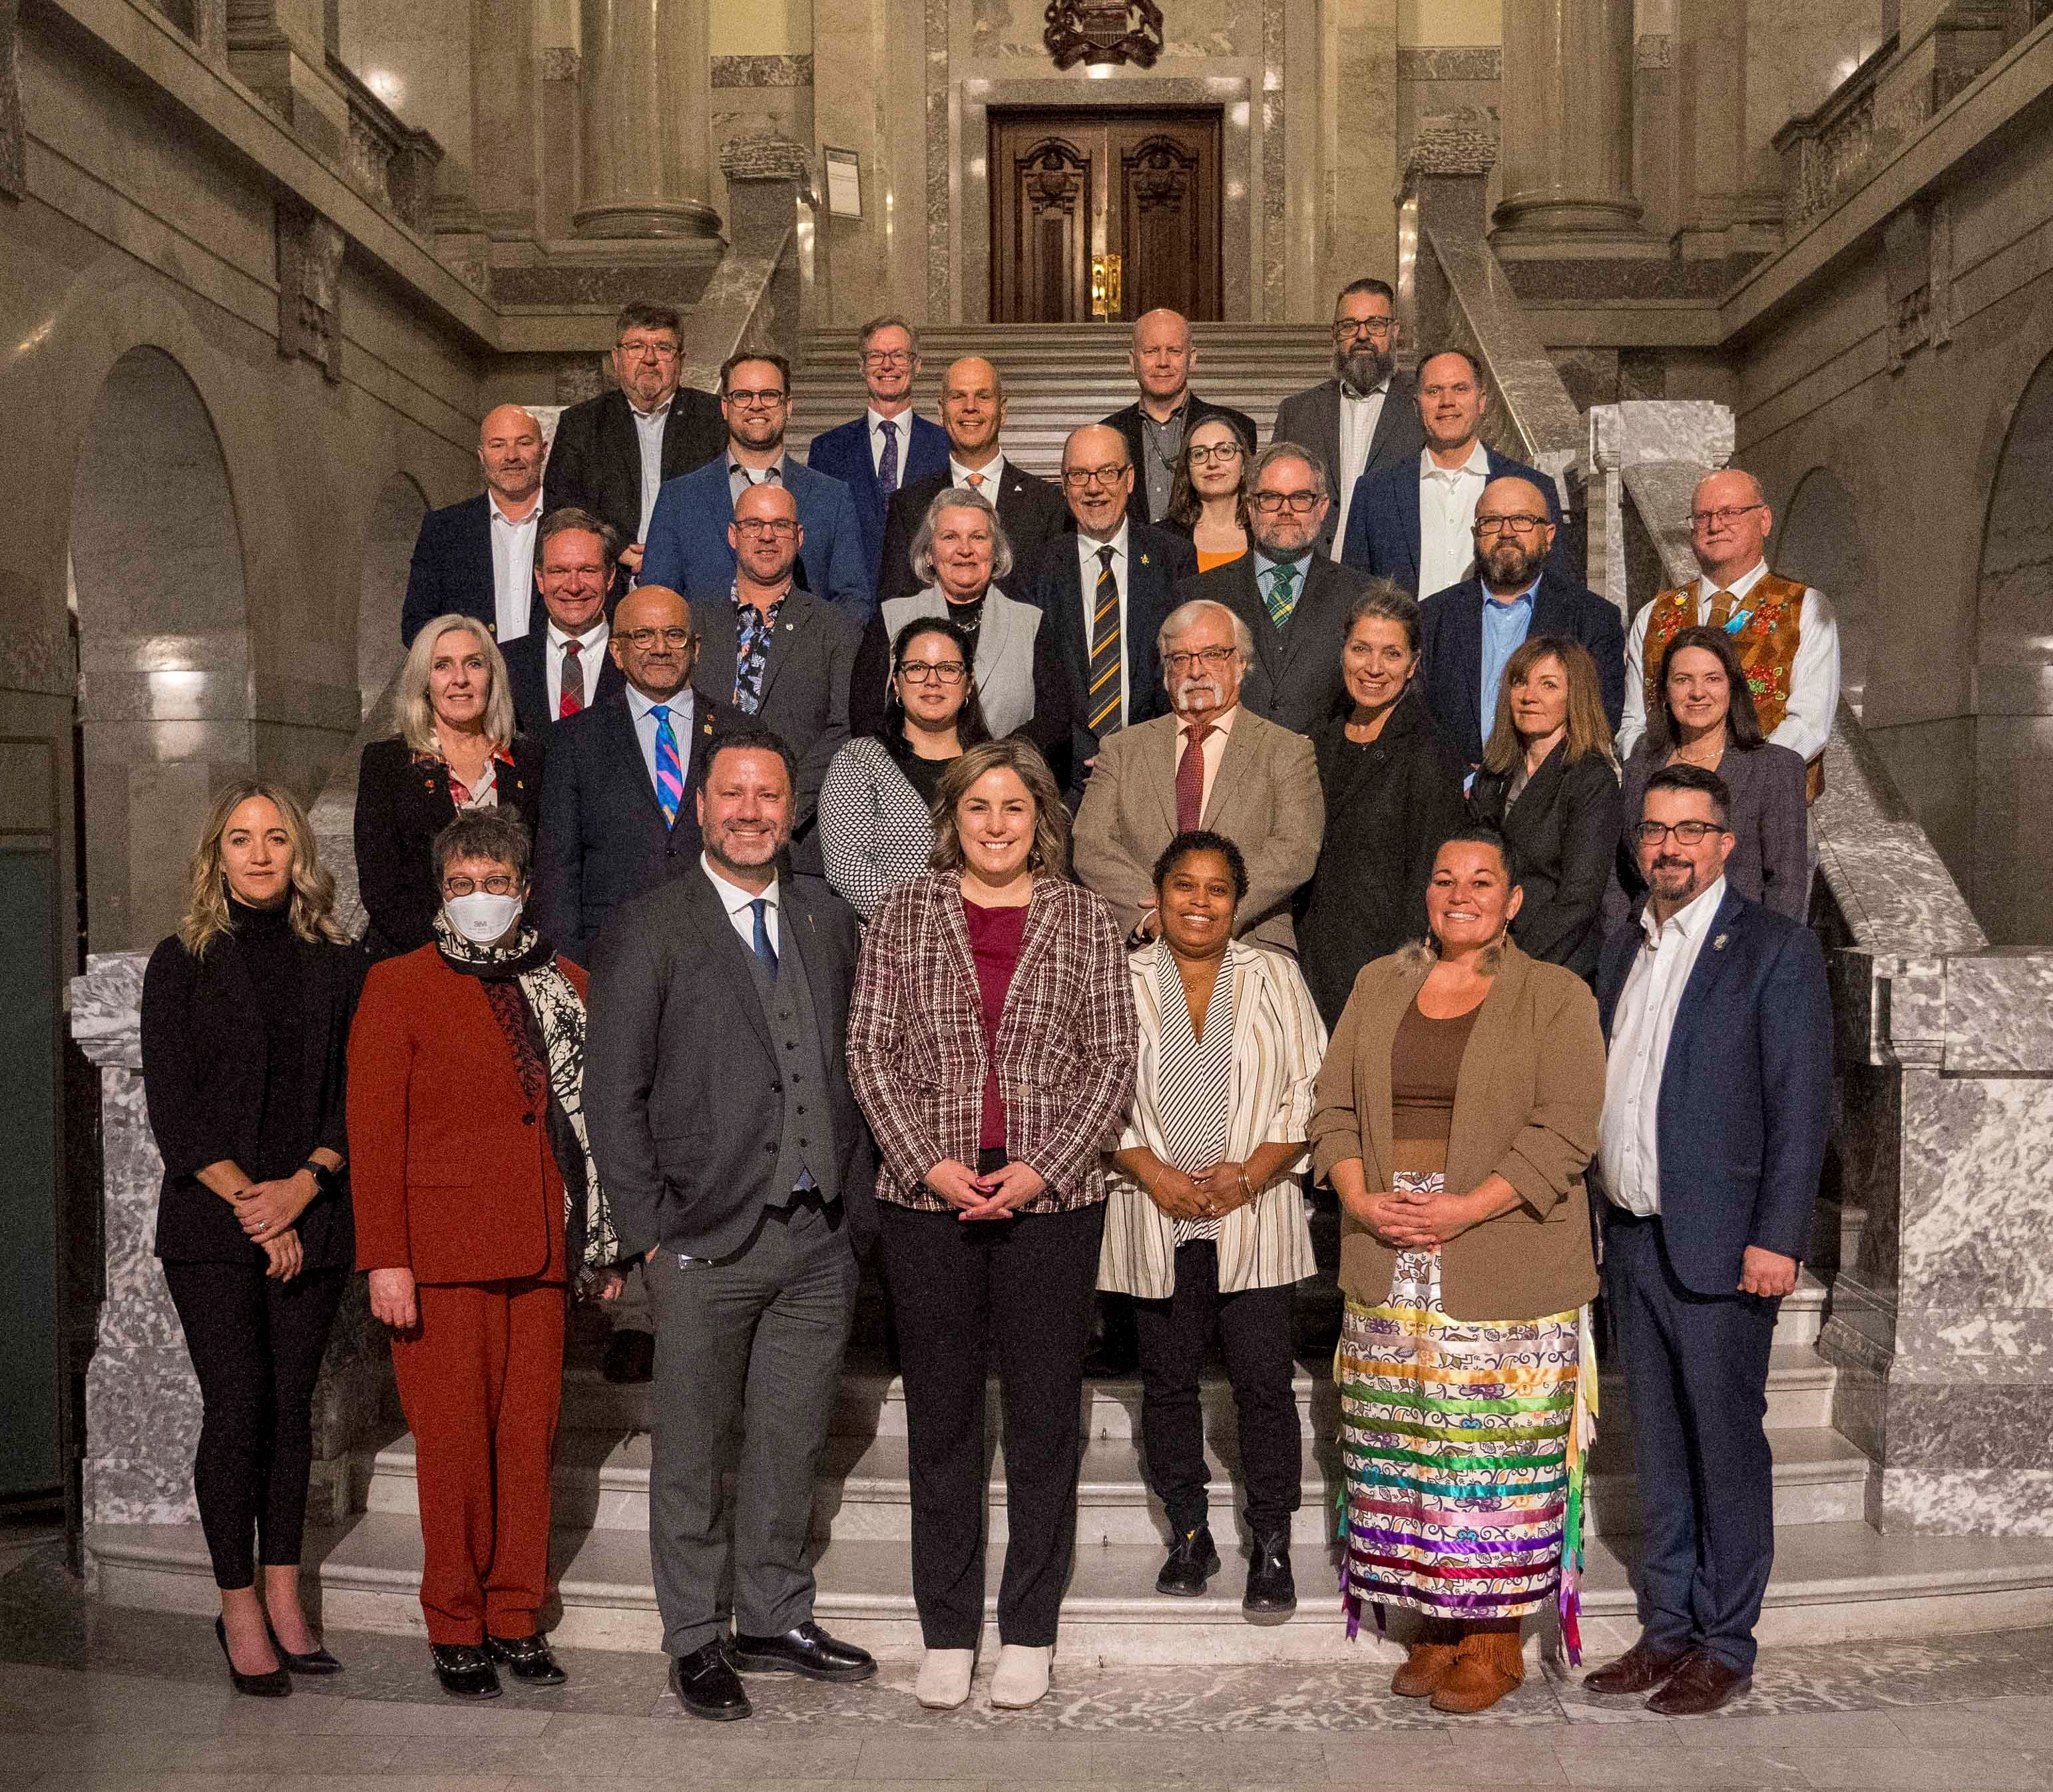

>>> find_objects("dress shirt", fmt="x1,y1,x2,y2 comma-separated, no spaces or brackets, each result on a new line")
545,618,610,717
1477,574,1541,750
700,852,781,955
627,398,670,543
1139,401,1188,522
949,451,1006,494
1617,559,1843,764
867,407,913,482
1599,874,1727,1218
1417,441,1490,599
727,453,789,509
624,682,696,797
1078,523,1134,724
1178,702,1238,816
489,489,543,642
1329,377,1390,559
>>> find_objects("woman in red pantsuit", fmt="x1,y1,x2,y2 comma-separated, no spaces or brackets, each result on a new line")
349,807,616,1700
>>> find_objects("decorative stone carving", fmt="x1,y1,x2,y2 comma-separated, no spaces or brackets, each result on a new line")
541,45,582,84
1044,1,1165,70
0,0,23,201
710,53,814,89
276,202,345,381
1404,107,1500,180
1883,194,1954,370
717,130,813,185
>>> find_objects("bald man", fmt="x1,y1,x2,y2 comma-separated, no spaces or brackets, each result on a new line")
402,403,550,645
875,355,1070,602
1101,310,1257,525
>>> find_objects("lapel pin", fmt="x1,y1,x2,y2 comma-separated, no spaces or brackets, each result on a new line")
1713,933,1729,951
1140,553,1150,566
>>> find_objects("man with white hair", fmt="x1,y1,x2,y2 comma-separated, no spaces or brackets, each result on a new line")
401,404,548,645
1073,598,1323,955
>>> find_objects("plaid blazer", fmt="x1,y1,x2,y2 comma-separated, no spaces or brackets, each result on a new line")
847,870,1138,1213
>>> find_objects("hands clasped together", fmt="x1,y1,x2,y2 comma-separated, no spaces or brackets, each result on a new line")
925,1158,1051,1220
1339,1182,1494,1251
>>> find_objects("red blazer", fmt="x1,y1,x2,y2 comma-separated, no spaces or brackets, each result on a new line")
348,945,585,1285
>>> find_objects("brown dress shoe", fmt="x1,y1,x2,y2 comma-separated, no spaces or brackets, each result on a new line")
1646,1650,1750,1716
1584,1636,1690,1695
1430,1629,1524,1715
1390,1639,1461,1699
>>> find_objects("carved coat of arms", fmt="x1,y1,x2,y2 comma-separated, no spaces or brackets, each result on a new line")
1044,1,1166,70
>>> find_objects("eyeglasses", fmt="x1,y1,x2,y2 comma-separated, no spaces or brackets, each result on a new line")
618,626,694,648
1188,442,1244,465
861,349,916,367
1062,463,1132,489
897,661,968,684
724,388,788,408
1634,819,1726,845
442,874,519,897
1333,318,1396,340
617,339,680,361
734,518,799,539
1248,491,1321,515
1474,515,1550,538
1162,646,1240,673
1688,503,1765,530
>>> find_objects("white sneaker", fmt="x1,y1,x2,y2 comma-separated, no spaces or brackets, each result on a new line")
989,1642,1052,1708
915,1647,975,1709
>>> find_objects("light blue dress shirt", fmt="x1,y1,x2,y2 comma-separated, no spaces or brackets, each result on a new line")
1478,574,1541,750
624,682,696,797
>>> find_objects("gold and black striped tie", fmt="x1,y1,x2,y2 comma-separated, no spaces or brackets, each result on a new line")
1088,544,1122,735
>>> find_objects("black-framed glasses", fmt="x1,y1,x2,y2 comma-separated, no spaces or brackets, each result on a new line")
1188,442,1244,465
734,518,799,539
1249,490,1321,515
1474,515,1550,538
618,626,694,648
1688,503,1765,530
1062,463,1132,489
1334,318,1396,340
897,660,968,685
1162,646,1240,673
1634,819,1725,845
724,388,788,408
442,873,519,897
861,349,916,367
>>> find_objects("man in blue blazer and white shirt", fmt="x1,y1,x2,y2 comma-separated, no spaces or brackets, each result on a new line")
1586,763,1833,1718
803,316,948,588
401,404,548,645
1339,349,1572,595
639,350,873,619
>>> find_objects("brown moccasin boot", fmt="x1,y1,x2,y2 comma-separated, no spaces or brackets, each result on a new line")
1389,1638,1461,1699
1430,1629,1525,1714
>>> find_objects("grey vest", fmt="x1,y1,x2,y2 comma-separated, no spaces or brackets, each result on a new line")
741,905,841,1208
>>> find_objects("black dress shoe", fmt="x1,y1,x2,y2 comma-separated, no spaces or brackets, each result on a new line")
1645,1648,1752,1717
602,1329,656,1384
1156,1524,1221,1597
216,1616,291,1698
1243,1530,1296,1616
728,1620,877,1682
485,1632,567,1685
430,1642,503,1699
672,1638,751,1719
266,1620,342,1675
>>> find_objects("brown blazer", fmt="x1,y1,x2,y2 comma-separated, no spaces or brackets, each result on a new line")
1309,939,1603,1321
1071,706,1324,953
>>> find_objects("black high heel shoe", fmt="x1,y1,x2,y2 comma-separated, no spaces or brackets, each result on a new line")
216,1614,291,1697
268,1619,343,1675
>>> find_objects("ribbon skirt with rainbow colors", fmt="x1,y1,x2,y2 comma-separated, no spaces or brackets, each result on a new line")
1335,1173,1598,1660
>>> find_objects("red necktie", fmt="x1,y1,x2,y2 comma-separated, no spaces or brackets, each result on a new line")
1175,723,1212,833
559,638,584,719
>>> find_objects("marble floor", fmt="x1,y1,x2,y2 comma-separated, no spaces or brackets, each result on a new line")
9,1532,2053,1789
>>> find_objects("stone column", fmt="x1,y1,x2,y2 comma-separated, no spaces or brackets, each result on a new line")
572,0,721,239
1492,0,1643,238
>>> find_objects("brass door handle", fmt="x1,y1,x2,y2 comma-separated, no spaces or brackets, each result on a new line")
1091,252,1124,318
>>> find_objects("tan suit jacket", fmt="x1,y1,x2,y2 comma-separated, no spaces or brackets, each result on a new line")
1071,707,1324,953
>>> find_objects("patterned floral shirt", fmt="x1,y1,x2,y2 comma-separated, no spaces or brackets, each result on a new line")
732,581,788,714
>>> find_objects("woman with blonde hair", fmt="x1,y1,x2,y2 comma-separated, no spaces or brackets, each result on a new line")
1467,635,1622,984
847,736,1136,1713
354,614,545,957
140,778,366,1695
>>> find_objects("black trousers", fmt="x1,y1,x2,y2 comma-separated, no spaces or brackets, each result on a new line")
1604,1210,1779,1675
877,1198,1104,1650
1132,1239,1300,1538
162,1260,348,1589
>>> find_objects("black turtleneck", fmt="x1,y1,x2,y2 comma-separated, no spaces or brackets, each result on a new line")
228,896,309,1181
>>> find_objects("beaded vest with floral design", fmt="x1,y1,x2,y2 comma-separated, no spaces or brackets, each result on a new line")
1642,572,1807,734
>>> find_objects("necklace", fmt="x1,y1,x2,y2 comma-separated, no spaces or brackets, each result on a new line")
1673,737,1725,769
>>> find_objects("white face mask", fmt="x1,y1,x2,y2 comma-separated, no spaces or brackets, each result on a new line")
444,891,523,945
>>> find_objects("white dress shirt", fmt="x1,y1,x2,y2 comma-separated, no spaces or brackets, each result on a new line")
627,399,670,543
867,407,913,484
624,682,695,797
545,618,610,717
489,489,543,642
701,852,781,955
1078,523,1134,724
1417,441,1490,598
1598,874,1727,1218
1328,378,1390,559
1617,559,1843,764
949,452,1006,495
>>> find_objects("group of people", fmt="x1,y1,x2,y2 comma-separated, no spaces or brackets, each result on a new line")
136,282,1842,1726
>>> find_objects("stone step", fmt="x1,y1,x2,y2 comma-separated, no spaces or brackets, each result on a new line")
84,1513,2053,1664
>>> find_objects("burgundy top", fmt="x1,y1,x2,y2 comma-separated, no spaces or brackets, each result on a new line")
962,897,1030,1151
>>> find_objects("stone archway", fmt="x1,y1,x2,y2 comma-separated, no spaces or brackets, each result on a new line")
69,347,252,953
1776,467,1873,721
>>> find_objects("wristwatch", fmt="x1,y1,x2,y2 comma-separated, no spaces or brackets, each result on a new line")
301,1157,336,1194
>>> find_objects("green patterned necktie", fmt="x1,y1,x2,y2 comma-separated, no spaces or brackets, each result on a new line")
1264,560,1299,627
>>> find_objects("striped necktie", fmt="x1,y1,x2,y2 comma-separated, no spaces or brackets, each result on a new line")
1088,545,1123,735
650,704,683,826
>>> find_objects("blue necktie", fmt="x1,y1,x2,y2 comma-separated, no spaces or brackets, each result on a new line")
650,705,682,826
877,418,899,492
750,897,778,977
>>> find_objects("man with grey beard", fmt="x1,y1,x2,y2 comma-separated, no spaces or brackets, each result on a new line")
1272,279,1423,559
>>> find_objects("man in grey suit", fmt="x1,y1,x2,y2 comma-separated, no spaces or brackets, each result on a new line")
1271,278,1423,559
688,481,861,875
584,727,877,1722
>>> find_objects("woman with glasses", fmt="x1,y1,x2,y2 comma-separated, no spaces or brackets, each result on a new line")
1604,624,1808,928
821,616,993,920
1468,635,1622,985
355,614,544,959
1164,416,1253,571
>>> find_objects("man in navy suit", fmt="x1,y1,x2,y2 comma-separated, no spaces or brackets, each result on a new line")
639,351,873,618
803,316,948,589
401,404,547,645
1586,764,1833,1717
1419,475,1625,768
1339,349,1572,595
501,507,628,734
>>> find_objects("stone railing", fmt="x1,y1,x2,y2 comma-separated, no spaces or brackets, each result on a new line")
326,53,443,234
673,133,818,395
1773,37,1896,229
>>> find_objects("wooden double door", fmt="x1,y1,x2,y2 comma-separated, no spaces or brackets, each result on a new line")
990,107,1224,324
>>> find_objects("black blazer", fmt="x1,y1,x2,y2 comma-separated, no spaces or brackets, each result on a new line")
1295,694,1468,1029
1181,553,1369,738
353,734,547,959
584,865,875,1261
1419,567,1628,767
1469,744,1623,983
542,386,726,551
141,928,366,1268
1270,371,1424,556
875,460,1073,602
401,493,495,646
503,627,627,736
687,590,860,874
530,688,733,966
1101,395,1261,524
